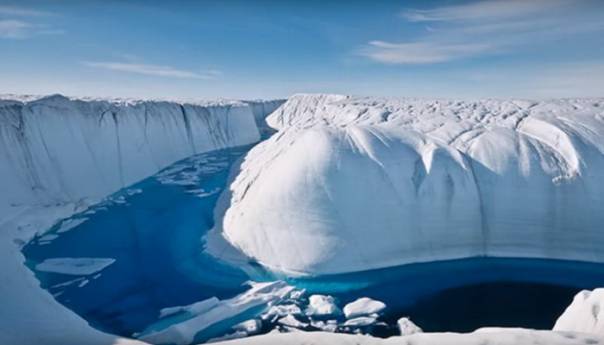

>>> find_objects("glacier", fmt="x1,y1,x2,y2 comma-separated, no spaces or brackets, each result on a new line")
2,93,604,345
219,94,604,275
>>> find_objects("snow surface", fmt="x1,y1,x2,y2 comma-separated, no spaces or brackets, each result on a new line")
213,328,602,345
397,317,423,336
554,288,604,334
0,95,282,345
219,94,604,275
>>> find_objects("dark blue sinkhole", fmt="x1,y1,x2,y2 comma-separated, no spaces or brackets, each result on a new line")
22,144,604,342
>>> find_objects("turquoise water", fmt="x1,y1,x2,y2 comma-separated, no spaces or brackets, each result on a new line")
22,144,604,341
22,144,274,336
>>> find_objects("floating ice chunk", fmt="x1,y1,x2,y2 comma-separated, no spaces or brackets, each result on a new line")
263,304,303,319
554,288,604,335
35,257,115,275
397,317,423,336
139,281,296,345
277,315,308,329
56,218,88,233
233,319,262,335
343,297,386,319
289,289,305,300
343,316,377,327
310,320,338,332
305,295,340,317
50,277,87,288
187,187,221,198
159,297,220,319
38,234,58,242
126,188,143,196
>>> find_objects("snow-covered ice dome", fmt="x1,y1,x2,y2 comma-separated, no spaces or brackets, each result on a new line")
219,94,604,275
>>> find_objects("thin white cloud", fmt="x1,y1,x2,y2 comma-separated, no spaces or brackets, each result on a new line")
0,5,60,39
0,5,52,17
83,61,221,80
0,19,62,38
362,41,492,64
401,0,570,22
362,0,602,65
0,19,34,38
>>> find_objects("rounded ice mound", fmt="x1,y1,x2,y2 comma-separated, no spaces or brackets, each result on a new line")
219,94,604,275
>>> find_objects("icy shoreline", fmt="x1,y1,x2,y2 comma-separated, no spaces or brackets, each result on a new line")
1,94,604,345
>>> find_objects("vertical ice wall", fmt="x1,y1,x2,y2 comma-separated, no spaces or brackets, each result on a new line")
0,95,283,216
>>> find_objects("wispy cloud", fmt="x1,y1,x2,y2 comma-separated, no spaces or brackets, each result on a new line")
83,61,221,80
0,19,58,39
0,5,53,17
401,0,570,23
0,5,60,39
362,41,492,64
0,19,32,38
361,0,603,65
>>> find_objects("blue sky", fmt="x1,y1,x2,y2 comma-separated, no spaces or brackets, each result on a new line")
1,0,603,99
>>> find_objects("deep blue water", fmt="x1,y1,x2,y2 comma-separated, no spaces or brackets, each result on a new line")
290,257,604,333
22,144,604,342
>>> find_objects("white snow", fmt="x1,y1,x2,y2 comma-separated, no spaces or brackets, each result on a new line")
35,257,116,275
397,317,423,336
343,297,386,319
305,295,341,317
554,288,604,335
212,328,602,345
219,94,604,275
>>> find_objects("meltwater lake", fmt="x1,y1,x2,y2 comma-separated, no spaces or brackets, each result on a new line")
22,144,604,342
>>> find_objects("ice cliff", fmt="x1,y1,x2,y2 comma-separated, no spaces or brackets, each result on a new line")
0,94,282,345
0,95,283,218
220,94,604,275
